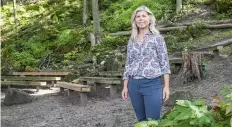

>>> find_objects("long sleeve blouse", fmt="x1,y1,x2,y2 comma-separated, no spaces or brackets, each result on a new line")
123,32,171,80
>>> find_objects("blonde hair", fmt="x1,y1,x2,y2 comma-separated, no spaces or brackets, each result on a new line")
131,5,160,39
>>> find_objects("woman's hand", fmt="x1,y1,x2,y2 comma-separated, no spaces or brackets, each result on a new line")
122,87,128,100
163,86,170,102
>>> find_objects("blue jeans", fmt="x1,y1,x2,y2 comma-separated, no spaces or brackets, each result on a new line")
128,77,163,122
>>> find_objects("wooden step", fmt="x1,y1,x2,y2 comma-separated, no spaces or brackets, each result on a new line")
56,82,91,92
1,76,61,81
1,81,47,86
98,71,122,77
78,77,121,85
169,57,183,64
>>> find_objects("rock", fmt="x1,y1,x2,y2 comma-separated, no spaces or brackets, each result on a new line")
3,88,33,106
164,90,193,106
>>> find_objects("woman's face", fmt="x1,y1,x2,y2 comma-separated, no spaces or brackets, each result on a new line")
135,10,150,29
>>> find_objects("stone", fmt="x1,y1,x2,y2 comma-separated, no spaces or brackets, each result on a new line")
3,88,33,106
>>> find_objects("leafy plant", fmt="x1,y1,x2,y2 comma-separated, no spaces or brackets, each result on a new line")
135,84,232,127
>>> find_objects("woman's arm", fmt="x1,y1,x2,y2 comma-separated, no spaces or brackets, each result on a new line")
155,36,171,101
122,39,132,100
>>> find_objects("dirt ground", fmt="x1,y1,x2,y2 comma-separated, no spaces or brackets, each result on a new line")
1,55,232,127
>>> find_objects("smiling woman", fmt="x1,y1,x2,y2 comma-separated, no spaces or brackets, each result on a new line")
121,5,171,122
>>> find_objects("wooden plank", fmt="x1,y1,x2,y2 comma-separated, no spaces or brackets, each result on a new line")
1,76,61,81
56,82,91,92
78,77,121,84
12,72,72,76
169,57,183,64
98,71,122,77
1,81,47,86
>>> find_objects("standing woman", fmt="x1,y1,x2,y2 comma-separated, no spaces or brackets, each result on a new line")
121,5,171,122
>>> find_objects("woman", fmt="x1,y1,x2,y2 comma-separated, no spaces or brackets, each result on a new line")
121,5,171,122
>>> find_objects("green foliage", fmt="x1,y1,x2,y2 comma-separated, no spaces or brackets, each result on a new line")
165,20,210,52
101,0,175,32
1,0,232,73
1,0,88,73
134,84,232,127
91,36,128,54
215,0,232,13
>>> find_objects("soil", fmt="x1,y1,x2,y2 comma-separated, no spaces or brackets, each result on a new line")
1,55,232,127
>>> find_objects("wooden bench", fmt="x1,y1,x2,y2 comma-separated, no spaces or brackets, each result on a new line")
1,81,47,86
76,77,121,97
1,81,47,91
1,76,61,81
12,72,72,76
56,82,91,104
1,76,62,91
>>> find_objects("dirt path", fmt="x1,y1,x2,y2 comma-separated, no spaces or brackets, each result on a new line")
1,55,232,127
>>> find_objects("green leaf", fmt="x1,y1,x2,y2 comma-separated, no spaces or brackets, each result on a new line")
199,115,211,124
176,100,192,107
193,99,207,106
159,119,178,126
226,103,232,115
174,109,192,121
134,121,149,127
146,120,159,126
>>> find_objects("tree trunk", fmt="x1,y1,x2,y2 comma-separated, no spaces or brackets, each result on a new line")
91,0,101,45
82,0,87,25
176,0,182,13
13,0,18,26
89,32,95,47
1,0,3,7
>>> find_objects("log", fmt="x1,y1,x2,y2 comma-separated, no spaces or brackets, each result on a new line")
203,24,232,29
193,38,232,51
109,23,232,36
160,19,232,27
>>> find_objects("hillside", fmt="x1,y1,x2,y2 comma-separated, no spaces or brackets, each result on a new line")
1,0,232,75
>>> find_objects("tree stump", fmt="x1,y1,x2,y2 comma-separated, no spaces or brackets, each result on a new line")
174,52,204,85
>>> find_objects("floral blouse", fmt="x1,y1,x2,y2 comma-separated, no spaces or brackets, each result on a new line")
123,32,171,80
